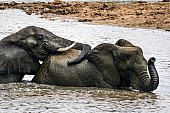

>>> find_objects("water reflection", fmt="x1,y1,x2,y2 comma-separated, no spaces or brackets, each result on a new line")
0,9,170,112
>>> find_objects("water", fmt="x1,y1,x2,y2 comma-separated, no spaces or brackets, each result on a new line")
0,9,169,112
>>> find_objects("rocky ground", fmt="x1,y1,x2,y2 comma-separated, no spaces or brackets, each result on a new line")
0,1,169,30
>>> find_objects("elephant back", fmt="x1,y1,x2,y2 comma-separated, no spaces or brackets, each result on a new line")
49,49,82,65
32,49,103,87
32,49,84,85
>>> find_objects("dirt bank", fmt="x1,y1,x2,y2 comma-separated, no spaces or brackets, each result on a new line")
0,1,169,30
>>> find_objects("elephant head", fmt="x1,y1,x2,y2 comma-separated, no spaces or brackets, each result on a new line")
87,39,159,92
2,26,91,64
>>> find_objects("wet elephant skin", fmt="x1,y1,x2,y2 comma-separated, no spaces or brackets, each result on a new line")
32,39,159,92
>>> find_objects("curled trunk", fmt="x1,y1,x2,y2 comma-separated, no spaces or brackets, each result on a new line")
67,43,91,65
138,57,159,92
148,57,159,90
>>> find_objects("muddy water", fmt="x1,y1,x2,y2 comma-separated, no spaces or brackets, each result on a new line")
0,9,170,112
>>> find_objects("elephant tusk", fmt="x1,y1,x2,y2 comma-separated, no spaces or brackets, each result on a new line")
57,42,76,52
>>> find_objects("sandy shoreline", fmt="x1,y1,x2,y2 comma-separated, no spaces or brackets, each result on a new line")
0,1,169,30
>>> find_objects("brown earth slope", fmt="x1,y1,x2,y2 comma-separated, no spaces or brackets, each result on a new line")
0,1,170,30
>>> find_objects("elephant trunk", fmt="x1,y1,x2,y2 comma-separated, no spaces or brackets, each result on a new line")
147,57,159,90
138,57,159,92
67,44,91,65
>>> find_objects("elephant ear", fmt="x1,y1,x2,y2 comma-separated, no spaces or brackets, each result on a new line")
114,39,143,60
113,46,143,65
115,39,135,47
112,45,141,87
1,32,24,43
87,43,120,87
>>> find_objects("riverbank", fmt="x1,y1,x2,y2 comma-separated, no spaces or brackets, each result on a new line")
0,1,169,30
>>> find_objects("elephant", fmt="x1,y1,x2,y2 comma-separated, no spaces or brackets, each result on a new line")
0,26,91,83
32,39,159,92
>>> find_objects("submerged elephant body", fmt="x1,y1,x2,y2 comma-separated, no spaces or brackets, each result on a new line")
33,39,159,92
0,26,91,83
33,49,115,88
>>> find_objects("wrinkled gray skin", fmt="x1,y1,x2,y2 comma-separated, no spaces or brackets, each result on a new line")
32,39,159,92
0,26,91,83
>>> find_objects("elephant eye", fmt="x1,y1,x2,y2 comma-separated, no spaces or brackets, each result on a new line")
126,68,133,73
37,34,44,45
